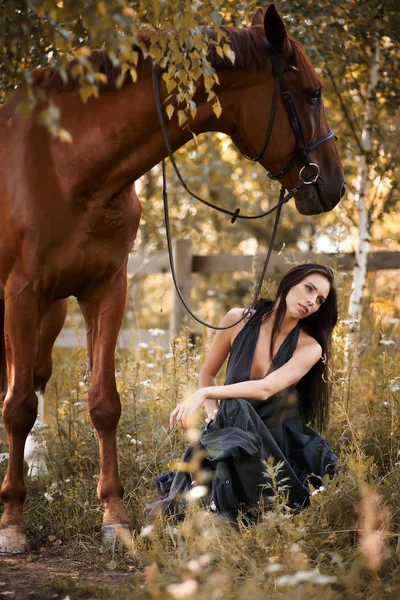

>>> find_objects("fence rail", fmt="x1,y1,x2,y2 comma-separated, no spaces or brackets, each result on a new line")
54,242,400,347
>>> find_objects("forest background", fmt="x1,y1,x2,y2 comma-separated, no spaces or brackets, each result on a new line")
0,1,399,599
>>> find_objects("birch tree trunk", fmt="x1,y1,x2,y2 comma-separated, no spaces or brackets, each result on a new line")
347,14,381,337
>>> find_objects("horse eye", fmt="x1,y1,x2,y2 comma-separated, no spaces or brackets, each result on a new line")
309,89,321,101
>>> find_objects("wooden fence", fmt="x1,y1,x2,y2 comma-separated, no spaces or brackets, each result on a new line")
55,241,400,347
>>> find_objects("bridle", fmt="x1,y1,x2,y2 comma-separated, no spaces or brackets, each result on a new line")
239,41,336,185
152,39,338,331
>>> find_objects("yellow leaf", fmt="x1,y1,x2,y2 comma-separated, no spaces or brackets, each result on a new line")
213,103,222,118
166,78,177,93
166,104,175,120
130,68,138,83
79,85,98,103
76,46,91,58
58,128,73,144
216,46,224,58
97,2,106,16
226,49,235,64
178,110,187,127
94,72,108,84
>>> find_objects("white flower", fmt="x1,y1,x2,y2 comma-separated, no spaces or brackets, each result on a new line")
265,563,283,574
140,524,154,538
65,479,70,483
388,318,399,324
187,553,213,574
186,485,208,501
166,579,198,599
138,342,149,349
194,355,201,362
130,438,143,445
311,486,326,497
79,381,85,388
0,453,9,463
140,379,152,387
379,339,395,346
146,363,155,368
341,319,360,326
148,328,165,336
164,352,173,359
276,570,337,587
44,493,54,502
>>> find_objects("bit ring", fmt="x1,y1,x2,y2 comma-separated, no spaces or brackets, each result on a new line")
299,163,320,185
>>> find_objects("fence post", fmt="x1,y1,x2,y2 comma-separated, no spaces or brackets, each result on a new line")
170,239,193,340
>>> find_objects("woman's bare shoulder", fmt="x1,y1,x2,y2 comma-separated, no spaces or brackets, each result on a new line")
222,307,253,324
297,330,322,354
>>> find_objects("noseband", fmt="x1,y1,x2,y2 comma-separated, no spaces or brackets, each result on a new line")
239,41,336,185
152,38,338,330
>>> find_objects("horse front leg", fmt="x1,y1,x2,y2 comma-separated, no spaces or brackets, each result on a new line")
0,278,40,553
25,299,68,478
79,268,132,543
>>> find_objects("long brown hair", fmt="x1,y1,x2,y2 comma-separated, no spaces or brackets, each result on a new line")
256,264,337,431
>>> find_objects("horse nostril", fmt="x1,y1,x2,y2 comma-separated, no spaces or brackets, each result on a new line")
340,181,346,198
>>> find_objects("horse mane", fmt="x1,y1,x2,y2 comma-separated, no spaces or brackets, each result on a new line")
32,25,320,93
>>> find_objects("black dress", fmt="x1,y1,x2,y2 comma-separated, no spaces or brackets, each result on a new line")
145,300,338,522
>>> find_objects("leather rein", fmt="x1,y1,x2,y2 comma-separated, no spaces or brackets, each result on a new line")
152,41,337,331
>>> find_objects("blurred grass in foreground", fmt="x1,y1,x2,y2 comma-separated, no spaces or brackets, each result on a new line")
0,309,399,599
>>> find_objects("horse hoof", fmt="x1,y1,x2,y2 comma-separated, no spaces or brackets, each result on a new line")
102,524,135,549
0,526,28,554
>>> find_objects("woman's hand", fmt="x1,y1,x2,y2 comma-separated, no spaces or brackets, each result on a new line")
205,408,218,425
169,388,208,430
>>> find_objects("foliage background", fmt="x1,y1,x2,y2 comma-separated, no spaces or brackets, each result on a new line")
0,0,399,597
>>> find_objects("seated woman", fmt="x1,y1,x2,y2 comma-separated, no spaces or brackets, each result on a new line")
145,263,339,522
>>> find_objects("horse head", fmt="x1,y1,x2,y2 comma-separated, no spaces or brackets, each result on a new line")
229,5,346,215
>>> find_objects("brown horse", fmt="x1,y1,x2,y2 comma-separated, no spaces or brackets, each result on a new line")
0,5,345,551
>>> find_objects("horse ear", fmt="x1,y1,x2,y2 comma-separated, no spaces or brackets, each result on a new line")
264,4,290,54
251,7,264,26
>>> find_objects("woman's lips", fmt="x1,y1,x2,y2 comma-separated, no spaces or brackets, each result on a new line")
298,303,309,314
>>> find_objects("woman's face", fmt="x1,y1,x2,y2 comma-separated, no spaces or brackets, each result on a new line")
285,273,331,319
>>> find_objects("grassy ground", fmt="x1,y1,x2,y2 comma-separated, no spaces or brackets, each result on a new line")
0,311,399,599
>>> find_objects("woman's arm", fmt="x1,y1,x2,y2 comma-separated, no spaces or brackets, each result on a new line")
203,340,322,401
169,309,245,428
170,338,322,429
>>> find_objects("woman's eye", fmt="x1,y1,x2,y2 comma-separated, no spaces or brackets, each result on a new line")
305,284,312,291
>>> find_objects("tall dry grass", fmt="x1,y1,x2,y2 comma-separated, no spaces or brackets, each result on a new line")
0,304,399,598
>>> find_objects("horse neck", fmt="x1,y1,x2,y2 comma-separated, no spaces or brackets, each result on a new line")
57,62,263,199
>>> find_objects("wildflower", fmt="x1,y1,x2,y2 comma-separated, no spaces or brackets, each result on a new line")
166,579,198,599
379,339,395,346
276,570,337,586
140,380,152,387
194,354,201,362
130,438,143,445
187,553,213,574
140,525,154,538
0,453,9,463
44,493,54,502
146,363,155,368
148,328,165,336
389,378,400,393
138,342,149,349
186,485,208,501
311,486,326,497
265,563,282,574
78,381,85,388
341,318,360,326
164,352,173,359
358,491,391,570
